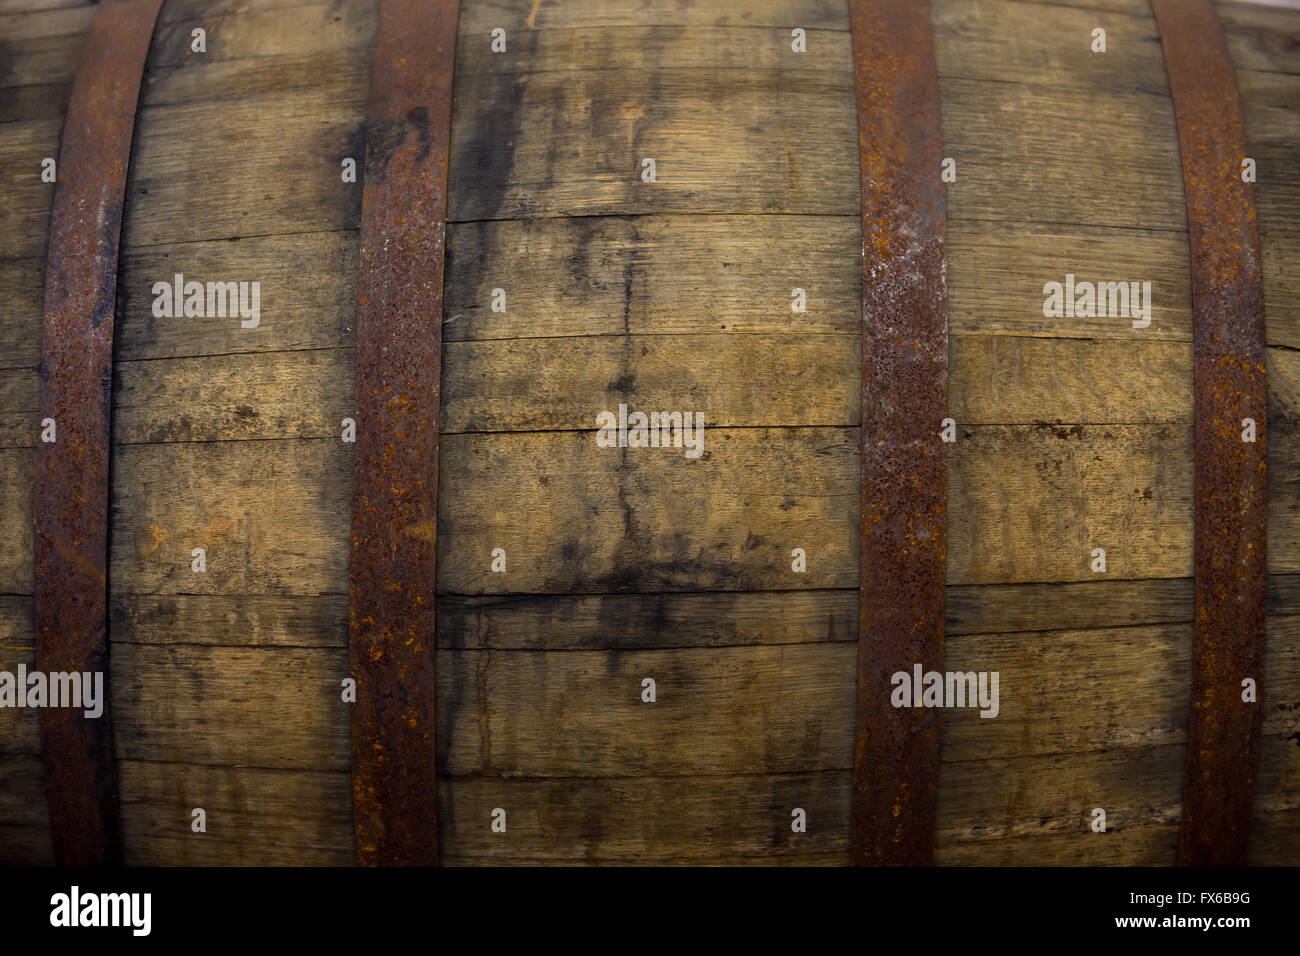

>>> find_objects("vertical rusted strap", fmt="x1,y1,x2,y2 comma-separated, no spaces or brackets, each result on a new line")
34,0,162,867
350,0,459,866
1150,0,1268,867
848,0,948,866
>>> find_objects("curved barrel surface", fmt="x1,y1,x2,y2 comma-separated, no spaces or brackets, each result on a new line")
0,0,1297,866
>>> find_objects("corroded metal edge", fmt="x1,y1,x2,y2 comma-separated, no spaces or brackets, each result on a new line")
34,0,163,867
848,0,948,866
350,0,459,866
1150,0,1268,867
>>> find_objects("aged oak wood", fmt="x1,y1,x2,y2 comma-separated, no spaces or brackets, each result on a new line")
1,0,1297,865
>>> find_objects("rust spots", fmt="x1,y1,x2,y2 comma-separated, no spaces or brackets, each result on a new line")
199,515,237,546
349,0,459,867
401,518,439,546
34,0,164,867
525,0,544,30
848,0,947,866
620,101,648,148
1151,0,1268,867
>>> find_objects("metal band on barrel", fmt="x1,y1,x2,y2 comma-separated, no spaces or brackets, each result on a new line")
1150,0,1268,867
349,0,459,866
35,0,164,867
848,0,949,866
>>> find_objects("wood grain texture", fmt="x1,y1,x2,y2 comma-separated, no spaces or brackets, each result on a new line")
155,0,351,22
107,620,1300,776
445,72,1186,227
0,643,40,754
457,0,851,32
111,350,354,444
0,2,92,121
1007,0,1151,13
949,337,1193,423
101,621,1300,868
111,593,349,648
105,576,1300,650
435,424,1197,592
933,0,1170,95
0,0,90,13
442,214,860,339
106,577,1204,653
453,24,851,76
0,120,62,259
93,419,1263,612
947,222,1192,340
1236,69,1300,353
0,448,35,594
0,366,38,447
1232,37,1300,865
1237,71,1300,243
0,0,90,38
110,644,350,771
1270,421,1300,573
119,761,353,866
141,47,370,108
444,216,1188,342
110,439,349,597
1273,349,1300,425
3,0,1297,866
448,69,856,221
146,0,376,69
0,258,44,370
940,77,1185,230
115,232,358,360
98,422,1256,601
124,91,365,246
1216,1,1300,75
107,746,1300,865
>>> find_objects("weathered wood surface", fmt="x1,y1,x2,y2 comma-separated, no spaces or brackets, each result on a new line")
1216,1,1300,76
2,0,1299,866
1242,20,1300,868
102,426,1216,596
102,217,1193,349
107,577,1230,650
93,571,1300,651
0,290,1284,447
459,0,851,32
1236,68,1300,355
29,416,1299,600
99,615,1299,864
933,0,1170,95
106,619,1300,778
0,0,86,13
0,120,64,260
0,643,40,755
119,762,352,866
99,7,1202,237
0,643,51,863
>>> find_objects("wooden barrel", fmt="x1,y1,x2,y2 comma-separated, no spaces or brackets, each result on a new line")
0,0,1296,866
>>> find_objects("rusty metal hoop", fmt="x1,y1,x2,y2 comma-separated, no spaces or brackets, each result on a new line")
848,0,949,866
